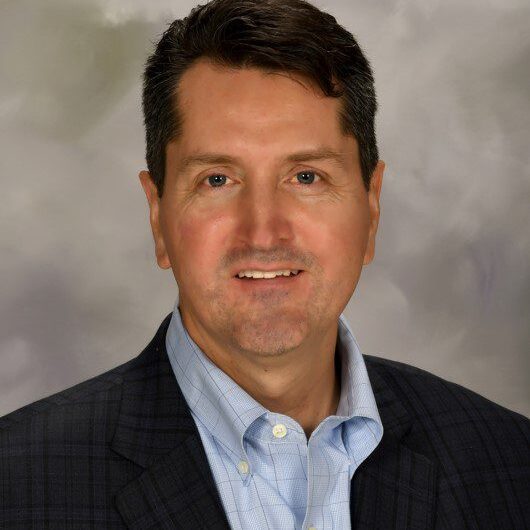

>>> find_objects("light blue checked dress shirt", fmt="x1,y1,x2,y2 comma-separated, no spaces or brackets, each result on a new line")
165,299,383,530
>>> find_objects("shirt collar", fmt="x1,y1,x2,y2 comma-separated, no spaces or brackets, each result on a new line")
165,298,382,469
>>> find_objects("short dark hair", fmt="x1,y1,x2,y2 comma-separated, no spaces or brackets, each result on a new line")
142,0,379,197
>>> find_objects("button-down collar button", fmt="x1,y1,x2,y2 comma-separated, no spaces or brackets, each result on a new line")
237,460,249,474
272,423,287,438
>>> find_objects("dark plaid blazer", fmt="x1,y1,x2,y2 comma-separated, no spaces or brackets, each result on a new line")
1,313,529,529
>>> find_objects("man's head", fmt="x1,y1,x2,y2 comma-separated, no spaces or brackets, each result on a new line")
140,0,384,361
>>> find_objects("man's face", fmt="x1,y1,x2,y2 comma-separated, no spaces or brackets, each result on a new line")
141,59,383,359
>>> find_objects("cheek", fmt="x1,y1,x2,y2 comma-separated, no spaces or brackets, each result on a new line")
307,205,369,277
162,208,229,278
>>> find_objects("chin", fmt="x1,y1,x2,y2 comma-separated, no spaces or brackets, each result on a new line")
229,313,308,357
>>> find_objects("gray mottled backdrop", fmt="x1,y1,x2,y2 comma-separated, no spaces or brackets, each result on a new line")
1,0,529,418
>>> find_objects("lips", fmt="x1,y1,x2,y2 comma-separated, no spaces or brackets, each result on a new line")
236,270,300,279
231,264,305,277
237,274,294,280
233,270,305,288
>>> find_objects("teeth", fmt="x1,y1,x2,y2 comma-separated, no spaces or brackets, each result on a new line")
237,269,300,279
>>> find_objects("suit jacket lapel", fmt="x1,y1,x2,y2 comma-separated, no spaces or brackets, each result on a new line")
114,435,230,529
111,314,230,529
351,360,438,529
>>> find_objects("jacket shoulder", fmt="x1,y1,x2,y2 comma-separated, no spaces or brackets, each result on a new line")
0,315,172,434
0,337,165,528
0,315,178,528
364,354,529,429
0,338,163,440
364,354,530,465
2,358,129,431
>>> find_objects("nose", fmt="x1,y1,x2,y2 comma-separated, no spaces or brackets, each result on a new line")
235,181,295,249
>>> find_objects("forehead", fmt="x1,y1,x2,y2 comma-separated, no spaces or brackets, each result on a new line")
172,59,355,157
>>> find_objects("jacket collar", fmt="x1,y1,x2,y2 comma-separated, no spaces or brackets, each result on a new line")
111,314,436,529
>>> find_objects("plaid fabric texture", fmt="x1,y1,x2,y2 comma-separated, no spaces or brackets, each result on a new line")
165,302,383,530
1,312,529,529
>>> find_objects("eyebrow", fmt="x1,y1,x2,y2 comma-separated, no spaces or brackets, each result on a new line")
176,147,351,173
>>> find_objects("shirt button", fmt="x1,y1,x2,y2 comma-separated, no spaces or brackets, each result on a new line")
272,423,287,438
237,460,249,474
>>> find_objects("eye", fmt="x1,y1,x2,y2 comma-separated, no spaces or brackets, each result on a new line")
295,170,322,185
203,173,230,188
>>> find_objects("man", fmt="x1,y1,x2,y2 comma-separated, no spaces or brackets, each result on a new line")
1,0,528,528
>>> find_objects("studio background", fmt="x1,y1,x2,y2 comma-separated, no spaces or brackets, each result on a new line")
1,0,529,418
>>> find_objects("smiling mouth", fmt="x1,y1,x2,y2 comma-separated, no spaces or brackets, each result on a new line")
233,271,305,286
234,271,303,280
238,275,295,280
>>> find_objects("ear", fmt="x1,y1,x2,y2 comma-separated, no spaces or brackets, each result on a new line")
139,170,171,270
363,160,385,265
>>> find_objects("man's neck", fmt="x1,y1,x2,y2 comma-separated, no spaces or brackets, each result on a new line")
220,352,340,439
